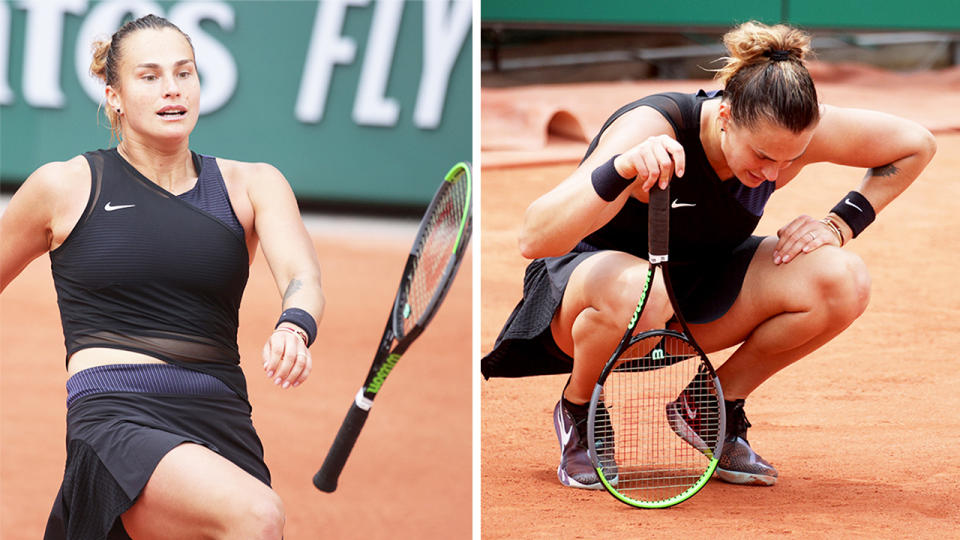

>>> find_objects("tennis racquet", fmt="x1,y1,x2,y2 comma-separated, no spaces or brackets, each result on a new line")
313,162,472,493
587,183,725,508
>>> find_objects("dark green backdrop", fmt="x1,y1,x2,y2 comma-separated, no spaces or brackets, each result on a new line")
1,0,472,207
482,0,960,30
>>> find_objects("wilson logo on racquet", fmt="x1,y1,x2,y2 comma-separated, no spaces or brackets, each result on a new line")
588,185,723,508
628,279,651,329
367,353,401,394
314,162,472,494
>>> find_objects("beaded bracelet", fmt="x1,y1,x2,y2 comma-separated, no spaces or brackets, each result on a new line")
819,217,844,247
275,326,308,346
275,307,317,346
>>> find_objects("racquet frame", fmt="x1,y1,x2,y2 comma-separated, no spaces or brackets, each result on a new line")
587,183,725,508
313,162,472,492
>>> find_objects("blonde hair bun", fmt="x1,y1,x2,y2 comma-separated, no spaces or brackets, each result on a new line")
713,20,819,133
716,21,813,86
89,38,111,84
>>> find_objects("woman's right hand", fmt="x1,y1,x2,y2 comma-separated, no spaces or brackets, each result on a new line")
519,109,681,259
614,134,686,192
262,324,313,389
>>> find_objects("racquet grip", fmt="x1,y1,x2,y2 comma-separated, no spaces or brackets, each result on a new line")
648,184,670,260
313,402,371,492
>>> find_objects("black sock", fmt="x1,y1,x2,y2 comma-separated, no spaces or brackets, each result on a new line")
724,399,749,440
562,397,589,421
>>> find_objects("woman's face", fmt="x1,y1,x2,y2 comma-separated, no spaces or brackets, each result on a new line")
719,104,816,186
107,28,199,145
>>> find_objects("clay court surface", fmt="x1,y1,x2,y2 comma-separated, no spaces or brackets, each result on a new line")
3,65,960,540
1,217,472,538
481,67,960,538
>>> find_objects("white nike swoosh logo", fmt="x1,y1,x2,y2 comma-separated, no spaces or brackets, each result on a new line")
671,199,696,208
104,202,136,212
683,396,698,421
558,407,574,446
844,198,863,212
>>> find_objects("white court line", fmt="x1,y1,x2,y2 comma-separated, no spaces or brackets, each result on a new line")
301,212,419,244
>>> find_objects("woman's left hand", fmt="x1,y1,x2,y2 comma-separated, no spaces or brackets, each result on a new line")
773,214,841,265
261,324,312,389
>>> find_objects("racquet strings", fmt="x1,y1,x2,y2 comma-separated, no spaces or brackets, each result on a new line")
402,170,470,334
598,333,721,503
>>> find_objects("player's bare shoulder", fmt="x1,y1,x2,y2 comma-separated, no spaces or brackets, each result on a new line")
215,158,290,197
589,105,679,165
4,156,91,254
216,158,283,182
30,156,91,246
604,105,678,145
28,155,90,199
213,158,296,235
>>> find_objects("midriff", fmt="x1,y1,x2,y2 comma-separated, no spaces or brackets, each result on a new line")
68,348,166,376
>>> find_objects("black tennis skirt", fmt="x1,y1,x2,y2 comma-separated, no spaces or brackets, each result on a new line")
44,364,270,540
481,236,764,379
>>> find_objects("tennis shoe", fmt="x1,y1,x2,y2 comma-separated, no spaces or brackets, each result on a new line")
665,391,714,457
593,400,618,482
553,399,617,489
665,369,720,457
716,399,778,486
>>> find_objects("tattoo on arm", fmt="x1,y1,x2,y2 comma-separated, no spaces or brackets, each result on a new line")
283,279,303,303
869,163,899,178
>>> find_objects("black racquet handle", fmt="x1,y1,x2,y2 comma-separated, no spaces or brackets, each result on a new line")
313,402,371,492
648,184,670,261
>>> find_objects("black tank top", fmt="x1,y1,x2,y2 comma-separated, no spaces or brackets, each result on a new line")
49,148,250,398
579,91,773,265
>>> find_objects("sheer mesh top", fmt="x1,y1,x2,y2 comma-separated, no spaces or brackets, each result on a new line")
49,148,250,398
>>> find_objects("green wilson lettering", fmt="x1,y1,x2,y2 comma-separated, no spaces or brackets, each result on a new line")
366,353,402,394
628,278,652,329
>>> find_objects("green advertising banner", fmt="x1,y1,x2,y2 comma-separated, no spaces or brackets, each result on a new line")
482,0,780,28
1,0,472,207
481,0,960,30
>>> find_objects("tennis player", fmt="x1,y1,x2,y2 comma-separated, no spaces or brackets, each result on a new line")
481,21,936,488
0,15,323,539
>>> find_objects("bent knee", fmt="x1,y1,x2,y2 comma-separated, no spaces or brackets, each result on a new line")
564,254,666,330
251,491,286,539
593,266,671,330
633,287,672,329
811,249,871,318
233,489,285,539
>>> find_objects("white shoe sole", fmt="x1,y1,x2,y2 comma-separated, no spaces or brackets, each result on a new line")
557,465,618,489
716,467,777,486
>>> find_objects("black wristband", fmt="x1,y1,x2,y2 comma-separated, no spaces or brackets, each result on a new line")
830,191,876,239
276,308,317,347
590,154,635,202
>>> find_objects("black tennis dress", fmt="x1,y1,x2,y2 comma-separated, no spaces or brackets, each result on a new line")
43,148,269,540
481,91,777,379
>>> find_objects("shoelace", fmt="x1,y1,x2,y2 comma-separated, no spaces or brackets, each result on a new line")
572,405,613,450
727,401,752,442
573,415,591,449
